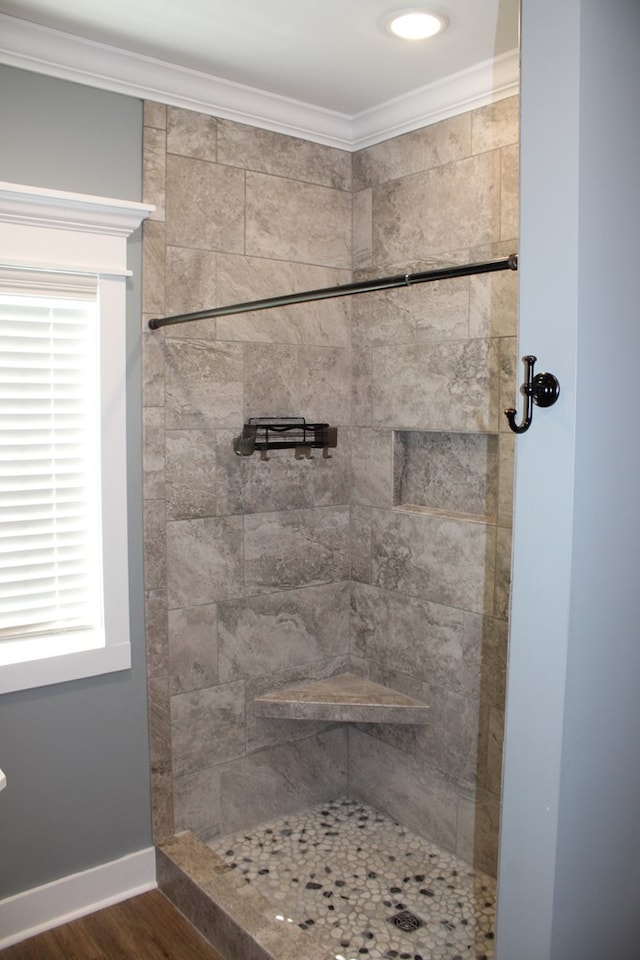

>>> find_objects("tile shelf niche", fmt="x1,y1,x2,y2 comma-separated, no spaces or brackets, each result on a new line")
393,429,499,523
253,672,430,725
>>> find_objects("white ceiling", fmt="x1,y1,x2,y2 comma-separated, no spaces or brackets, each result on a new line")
0,0,520,147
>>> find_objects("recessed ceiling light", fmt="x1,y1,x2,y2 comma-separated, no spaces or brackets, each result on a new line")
385,9,447,40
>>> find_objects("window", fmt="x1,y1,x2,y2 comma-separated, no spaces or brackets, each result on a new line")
0,182,152,693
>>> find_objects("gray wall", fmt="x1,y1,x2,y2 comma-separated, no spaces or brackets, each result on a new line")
497,0,640,956
0,66,151,899
553,0,640,953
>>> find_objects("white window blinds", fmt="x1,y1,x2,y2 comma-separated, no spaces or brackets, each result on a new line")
0,271,103,644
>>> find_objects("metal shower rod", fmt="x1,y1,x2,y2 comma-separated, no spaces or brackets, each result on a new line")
148,253,518,330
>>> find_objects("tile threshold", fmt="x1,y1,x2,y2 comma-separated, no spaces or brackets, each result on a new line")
253,672,430,724
157,832,334,960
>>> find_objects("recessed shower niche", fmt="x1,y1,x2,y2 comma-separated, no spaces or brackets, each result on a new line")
393,430,499,521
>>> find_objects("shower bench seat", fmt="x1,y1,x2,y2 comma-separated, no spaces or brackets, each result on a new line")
253,672,430,725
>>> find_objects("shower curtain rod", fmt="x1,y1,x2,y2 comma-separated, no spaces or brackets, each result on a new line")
148,253,517,329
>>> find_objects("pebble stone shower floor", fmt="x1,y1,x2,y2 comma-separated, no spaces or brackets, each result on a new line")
210,798,496,960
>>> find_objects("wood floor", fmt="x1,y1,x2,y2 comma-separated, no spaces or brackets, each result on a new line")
1,889,226,960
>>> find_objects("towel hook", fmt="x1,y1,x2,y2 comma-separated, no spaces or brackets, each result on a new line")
505,355,560,434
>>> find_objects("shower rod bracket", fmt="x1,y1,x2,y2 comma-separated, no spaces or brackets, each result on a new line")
505,355,560,434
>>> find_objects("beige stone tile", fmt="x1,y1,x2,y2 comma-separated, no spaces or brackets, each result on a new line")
165,246,217,339
218,728,348,836
353,112,472,190
148,675,172,767
144,100,167,130
245,657,349,753
348,728,458,852
159,831,228,883
351,345,373,427
372,152,501,264
216,255,351,347
218,582,350,682
218,119,351,190
456,786,501,876
143,405,165,501
166,429,217,520
471,95,520,154
352,272,470,344
461,613,508,709
169,603,218,695
494,523,513,621
142,220,165,316
171,680,245,777
142,324,165,406
352,582,467,686
501,142,520,240
173,766,221,842
165,339,243,429
485,705,505,798
370,508,496,615
244,506,350,595
352,188,373,271
349,505,371,584
166,516,243,608
243,342,350,426
216,425,350,515
356,670,482,787
498,431,515,526
145,588,168,679
499,335,518,433
150,760,174,843
143,498,166,592
246,171,351,268
469,264,518,339
167,106,217,161
394,430,498,519
150,762,174,843
156,850,262,959
252,669,428,727
419,684,482,785
166,154,245,253
143,126,166,221
350,705,423,759
371,338,500,433
351,428,393,507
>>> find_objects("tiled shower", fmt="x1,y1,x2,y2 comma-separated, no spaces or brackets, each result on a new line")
141,95,518,955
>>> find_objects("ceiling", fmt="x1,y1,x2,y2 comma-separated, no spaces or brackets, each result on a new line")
0,0,520,147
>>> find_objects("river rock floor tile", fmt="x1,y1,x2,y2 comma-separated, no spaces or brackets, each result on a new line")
210,797,495,960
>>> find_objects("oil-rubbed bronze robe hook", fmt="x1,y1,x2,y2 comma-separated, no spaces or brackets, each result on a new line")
505,355,560,434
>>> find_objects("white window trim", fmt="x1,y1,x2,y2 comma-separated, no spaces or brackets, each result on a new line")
0,181,153,694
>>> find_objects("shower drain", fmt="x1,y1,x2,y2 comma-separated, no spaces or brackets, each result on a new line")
387,909,426,933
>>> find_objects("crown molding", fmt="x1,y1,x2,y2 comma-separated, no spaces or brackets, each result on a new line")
0,13,519,151
351,49,520,150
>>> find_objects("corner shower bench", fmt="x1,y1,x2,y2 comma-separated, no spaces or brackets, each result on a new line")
253,672,430,725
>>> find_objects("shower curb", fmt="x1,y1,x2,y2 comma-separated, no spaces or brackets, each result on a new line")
156,832,333,960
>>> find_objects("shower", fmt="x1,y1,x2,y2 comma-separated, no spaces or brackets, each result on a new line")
141,84,519,958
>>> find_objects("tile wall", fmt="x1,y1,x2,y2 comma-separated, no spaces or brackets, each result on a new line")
349,98,518,874
141,95,519,876
142,104,355,845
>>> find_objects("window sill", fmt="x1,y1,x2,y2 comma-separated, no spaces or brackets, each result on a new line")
0,640,131,694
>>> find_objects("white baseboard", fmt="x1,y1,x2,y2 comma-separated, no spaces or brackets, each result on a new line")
0,846,156,948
